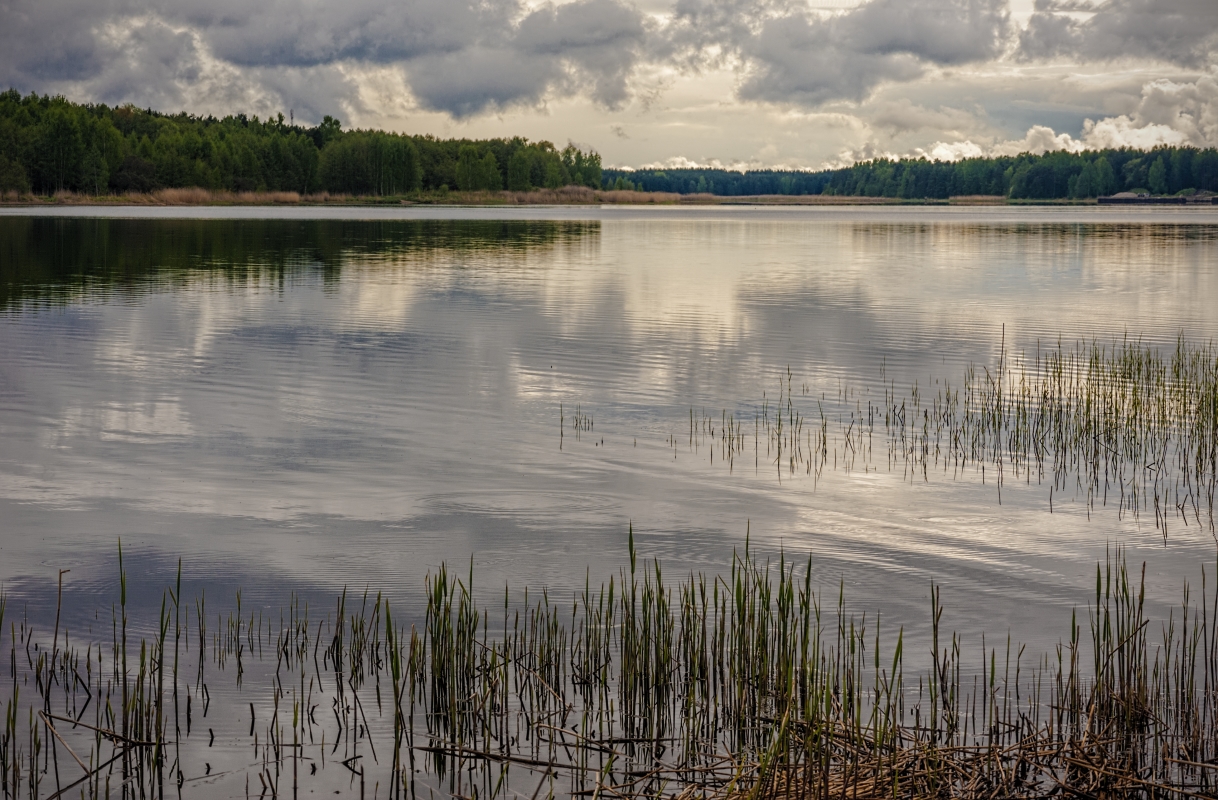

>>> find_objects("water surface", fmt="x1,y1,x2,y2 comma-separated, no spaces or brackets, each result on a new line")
2,206,1218,654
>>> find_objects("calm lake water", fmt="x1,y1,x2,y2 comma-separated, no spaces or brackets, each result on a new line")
2,205,1218,655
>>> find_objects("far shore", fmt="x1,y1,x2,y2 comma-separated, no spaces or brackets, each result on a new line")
0,186,1120,207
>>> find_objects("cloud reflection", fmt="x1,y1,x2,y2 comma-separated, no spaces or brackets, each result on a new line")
2,213,1218,654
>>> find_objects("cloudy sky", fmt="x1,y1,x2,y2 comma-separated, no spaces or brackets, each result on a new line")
3,0,1216,168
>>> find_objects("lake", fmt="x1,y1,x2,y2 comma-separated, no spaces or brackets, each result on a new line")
2,204,1218,654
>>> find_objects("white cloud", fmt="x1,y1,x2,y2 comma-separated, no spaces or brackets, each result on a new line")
1129,72,1218,146
992,124,1084,154
819,141,903,169
1080,116,1187,149
637,155,754,169
926,140,987,160
3,0,1218,168
859,70,1218,165
905,117,1184,165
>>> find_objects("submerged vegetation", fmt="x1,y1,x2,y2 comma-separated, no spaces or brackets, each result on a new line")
1,542,1217,798
684,337,1218,535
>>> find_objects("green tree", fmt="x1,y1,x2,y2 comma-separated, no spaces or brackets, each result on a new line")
0,155,30,194
81,146,109,195
1070,161,1096,198
543,158,563,189
1123,157,1147,191
317,132,420,195
319,135,371,193
454,145,502,191
479,151,502,190
38,107,84,191
1195,150,1218,190
1169,148,1192,193
455,145,482,190
316,116,342,148
507,148,532,191
1148,155,1168,194
1094,157,1117,195
560,144,602,188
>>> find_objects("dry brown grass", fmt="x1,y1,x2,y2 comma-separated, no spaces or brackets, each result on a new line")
594,188,683,204
408,186,686,205
152,187,215,204
501,186,602,204
153,187,302,204
714,194,903,205
12,187,310,205
4,186,1027,207
235,190,300,204
948,194,1008,204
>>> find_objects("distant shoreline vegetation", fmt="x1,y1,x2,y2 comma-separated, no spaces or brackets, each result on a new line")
606,147,1218,201
2,90,1218,204
0,91,603,200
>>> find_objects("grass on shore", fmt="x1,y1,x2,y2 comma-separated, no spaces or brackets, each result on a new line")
1,186,684,206
0,187,1118,207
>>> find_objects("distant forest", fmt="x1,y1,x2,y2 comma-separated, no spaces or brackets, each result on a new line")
604,146,1218,200
4,91,1218,200
0,91,602,196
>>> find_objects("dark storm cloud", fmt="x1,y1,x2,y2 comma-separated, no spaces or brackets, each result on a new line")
407,0,645,115
84,21,206,106
193,0,503,67
515,0,646,107
738,18,926,106
0,5,239,112
12,0,1209,126
669,0,1010,106
1019,0,1218,67
246,69,365,127
405,48,561,117
0,0,124,83
0,0,644,119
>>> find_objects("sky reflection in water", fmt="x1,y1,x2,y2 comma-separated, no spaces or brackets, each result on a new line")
2,208,1218,655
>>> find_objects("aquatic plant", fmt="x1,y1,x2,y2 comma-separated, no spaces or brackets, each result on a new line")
1,536,1216,798
688,337,1218,535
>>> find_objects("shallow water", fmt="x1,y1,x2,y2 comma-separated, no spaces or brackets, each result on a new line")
2,206,1218,654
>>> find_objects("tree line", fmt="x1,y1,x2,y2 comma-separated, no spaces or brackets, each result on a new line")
6,90,1215,201
603,147,1218,199
0,91,603,196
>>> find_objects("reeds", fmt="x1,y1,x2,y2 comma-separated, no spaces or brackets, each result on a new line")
688,337,1218,533
6,186,693,206
25,188,310,205
151,188,304,205
1,537,1217,798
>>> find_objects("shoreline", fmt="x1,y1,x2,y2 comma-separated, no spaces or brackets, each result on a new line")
6,203,1218,224
0,187,1131,207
